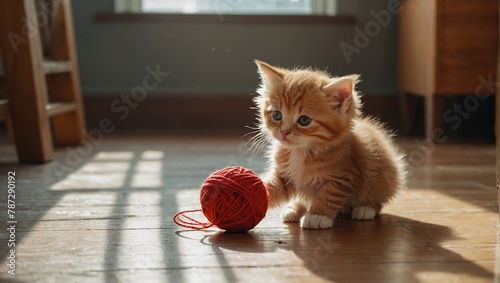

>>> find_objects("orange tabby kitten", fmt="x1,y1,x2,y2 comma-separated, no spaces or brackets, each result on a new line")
253,60,407,230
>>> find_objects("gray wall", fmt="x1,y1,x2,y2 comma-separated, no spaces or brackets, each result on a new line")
72,0,398,96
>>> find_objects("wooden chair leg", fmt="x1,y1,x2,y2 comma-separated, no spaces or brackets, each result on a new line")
0,0,53,162
425,95,445,140
5,116,15,144
400,92,416,134
46,0,86,145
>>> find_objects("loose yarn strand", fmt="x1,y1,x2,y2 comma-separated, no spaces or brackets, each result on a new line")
173,209,214,230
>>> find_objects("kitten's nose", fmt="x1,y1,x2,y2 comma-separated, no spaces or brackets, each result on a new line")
281,130,291,137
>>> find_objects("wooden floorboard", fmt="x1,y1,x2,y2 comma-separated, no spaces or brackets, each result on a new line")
0,135,497,282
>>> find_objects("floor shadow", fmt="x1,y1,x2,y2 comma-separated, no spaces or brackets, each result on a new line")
206,230,278,254
0,150,90,262
283,214,494,283
190,213,495,282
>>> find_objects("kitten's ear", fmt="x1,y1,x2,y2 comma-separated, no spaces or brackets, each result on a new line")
255,60,284,89
322,74,360,113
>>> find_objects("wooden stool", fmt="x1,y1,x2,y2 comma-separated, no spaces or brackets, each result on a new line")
0,0,86,162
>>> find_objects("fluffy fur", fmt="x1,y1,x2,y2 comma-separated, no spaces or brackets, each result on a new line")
252,60,407,230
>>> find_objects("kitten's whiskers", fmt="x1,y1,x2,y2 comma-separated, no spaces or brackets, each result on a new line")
244,127,270,158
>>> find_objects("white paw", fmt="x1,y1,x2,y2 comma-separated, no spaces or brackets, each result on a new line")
351,206,377,220
300,214,333,229
281,206,303,223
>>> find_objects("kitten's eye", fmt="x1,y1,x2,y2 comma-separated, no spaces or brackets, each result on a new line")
298,115,312,126
272,111,282,121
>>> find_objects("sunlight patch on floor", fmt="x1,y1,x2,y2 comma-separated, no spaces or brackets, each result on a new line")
131,160,163,188
50,162,129,190
93,151,135,161
50,150,166,190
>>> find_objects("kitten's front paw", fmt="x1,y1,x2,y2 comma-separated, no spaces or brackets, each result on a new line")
281,206,304,223
300,214,333,229
351,206,376,220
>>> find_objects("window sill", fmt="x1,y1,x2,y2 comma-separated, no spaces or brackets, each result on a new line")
94,13,357,25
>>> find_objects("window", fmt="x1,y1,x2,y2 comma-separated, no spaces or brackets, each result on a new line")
115,0,338,16
143,0,311,15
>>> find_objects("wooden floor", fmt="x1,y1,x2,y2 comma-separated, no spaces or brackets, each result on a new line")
0,134,498,283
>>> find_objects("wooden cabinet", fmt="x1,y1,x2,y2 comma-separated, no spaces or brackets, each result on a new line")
398,0,498,139
496,1,500,209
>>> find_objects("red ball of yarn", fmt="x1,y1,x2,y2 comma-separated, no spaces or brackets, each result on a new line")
200,166,268,233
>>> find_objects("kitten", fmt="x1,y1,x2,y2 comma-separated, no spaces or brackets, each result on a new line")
252,60,407,230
